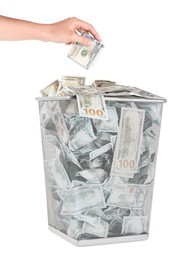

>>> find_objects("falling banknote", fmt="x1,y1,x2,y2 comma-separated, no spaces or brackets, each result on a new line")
68,32,104,69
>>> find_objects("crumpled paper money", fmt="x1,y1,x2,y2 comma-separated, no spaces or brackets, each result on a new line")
38,87,163,240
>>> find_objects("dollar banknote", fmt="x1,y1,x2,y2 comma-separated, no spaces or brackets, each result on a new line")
40,80,60,97
57,76,86,96
64,84,106,120
111,107,145,178
82,219,109,238
93,80,116,88
122,216,147,235
107,184,148,208
68,32,104,69
58,184,106,215
103,85,163,99
89,142,112,161
95,85,145,98
41,76,86,97
69,85,103,95
61,76,86,88
76,169,108,183
92,106,119,132
76,94,108,120
46,154,71,190
67,219,83,239
68,117,97,151
76,212,101,227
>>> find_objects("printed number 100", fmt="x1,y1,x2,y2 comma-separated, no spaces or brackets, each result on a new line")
118,159,135,169
83,108,104,117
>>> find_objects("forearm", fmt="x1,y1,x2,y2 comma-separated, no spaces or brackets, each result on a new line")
0,16,101,45
0,15,49,41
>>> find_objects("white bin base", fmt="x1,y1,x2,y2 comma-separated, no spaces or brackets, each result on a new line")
48,225,149,246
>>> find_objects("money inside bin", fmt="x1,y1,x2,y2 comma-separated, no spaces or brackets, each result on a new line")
37,83,166,246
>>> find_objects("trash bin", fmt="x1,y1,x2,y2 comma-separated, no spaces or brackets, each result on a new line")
36,88,166,246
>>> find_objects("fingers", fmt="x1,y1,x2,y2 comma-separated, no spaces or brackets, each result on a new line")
72,18,102,42
73,34,92,47
83,25,101,42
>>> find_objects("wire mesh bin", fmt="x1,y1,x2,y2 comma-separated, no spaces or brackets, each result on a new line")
36,91,166,246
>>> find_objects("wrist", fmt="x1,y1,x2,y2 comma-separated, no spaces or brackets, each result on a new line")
37,24,52,42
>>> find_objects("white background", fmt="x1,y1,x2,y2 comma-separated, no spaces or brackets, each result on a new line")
0,0,186,259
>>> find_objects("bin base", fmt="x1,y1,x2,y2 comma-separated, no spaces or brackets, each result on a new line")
48,225,149,246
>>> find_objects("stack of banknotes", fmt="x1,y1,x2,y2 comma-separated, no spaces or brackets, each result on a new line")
68,32,104,69
41,76,160,121
39,76,162,240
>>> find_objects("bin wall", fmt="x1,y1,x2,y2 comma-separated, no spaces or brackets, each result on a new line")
38,98,163,245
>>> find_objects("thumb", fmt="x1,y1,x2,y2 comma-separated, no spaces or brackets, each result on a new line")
74,34,92,47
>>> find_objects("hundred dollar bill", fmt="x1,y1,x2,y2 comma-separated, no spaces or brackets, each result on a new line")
57,86,75,97
122,216,147,235
41,133,61,161
61,76,86,88
40,80,60,97
107,184,148,208
76,94,108,120
76,169,108,183
40,101,70,144
93,83,131,94
69,85,103,95
92,106,119,132
68,32,104,69
89,142,112,161
111,107,145,178
68,118,97,151
76,212,101,227
58,184,106,215
82,219,108,238
103,85,163,99
41,76,86,97
103,176,127,192
50,101,70,144
93,80,116,88
57,76,86,96
67,219,83,239
46,153,71,190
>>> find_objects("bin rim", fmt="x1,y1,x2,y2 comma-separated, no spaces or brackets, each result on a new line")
35,95,167,103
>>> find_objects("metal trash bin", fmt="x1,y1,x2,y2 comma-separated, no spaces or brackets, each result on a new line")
36,88,166,246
